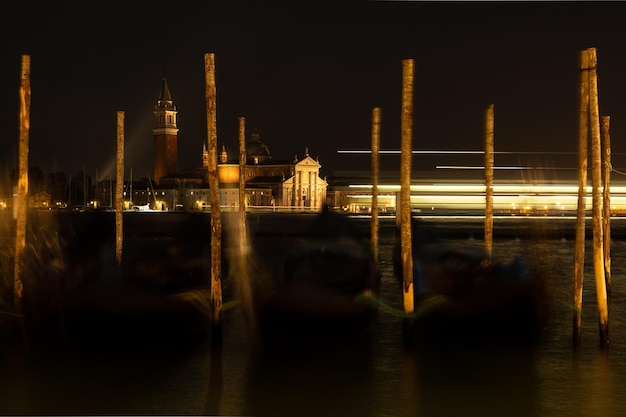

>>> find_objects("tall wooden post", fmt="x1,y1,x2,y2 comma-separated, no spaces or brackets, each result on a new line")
484,104,495,257
588,47,609,348
205,52,223,342
239,117,247,220
237,116,254,328
371,107,381,263
400,59,415,342
14,54,30,317
115,111,124,266
601,115,612,298
573,48,590,346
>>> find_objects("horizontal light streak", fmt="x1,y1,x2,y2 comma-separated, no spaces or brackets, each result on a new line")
436,165,533,170
338,150,484,155
337,150,582,155
343,182,626,212
349,184,626,194
346,193,615,209
347,194,397,199
436,165,578,170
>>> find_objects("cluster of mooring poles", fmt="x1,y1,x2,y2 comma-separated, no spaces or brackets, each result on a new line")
365,59,414,343
574,47,611,349
11,47,615,352
382,50,612,349
121,52,233,364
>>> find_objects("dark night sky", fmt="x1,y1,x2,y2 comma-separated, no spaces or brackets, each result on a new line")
2,1,626,181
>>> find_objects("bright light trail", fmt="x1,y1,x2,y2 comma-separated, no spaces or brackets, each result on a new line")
336,149,582,155
343,183,626,213
436,165,533,170
436,165,578,170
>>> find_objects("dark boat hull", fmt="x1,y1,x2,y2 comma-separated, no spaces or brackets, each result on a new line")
395,218,547,348
255,209,381,353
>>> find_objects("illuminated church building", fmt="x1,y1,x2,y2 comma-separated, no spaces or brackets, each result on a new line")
144,77,327,211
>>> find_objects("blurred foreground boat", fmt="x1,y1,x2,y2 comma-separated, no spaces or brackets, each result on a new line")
246,208,381,417
255,207,381,353
0,211,215,355
394,218,548,348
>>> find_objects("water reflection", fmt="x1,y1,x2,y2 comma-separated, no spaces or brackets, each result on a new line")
3,214,626,416
584,353,615,417
244,332,376,417
410,345,540,417
242,208,381,417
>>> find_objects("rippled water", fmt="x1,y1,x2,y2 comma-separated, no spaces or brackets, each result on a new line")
2,214,625,416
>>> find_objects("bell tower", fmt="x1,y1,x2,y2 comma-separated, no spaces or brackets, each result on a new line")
153,76,178,185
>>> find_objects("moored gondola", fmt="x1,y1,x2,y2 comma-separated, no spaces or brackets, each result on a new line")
254,207,381,354
394,218,548,348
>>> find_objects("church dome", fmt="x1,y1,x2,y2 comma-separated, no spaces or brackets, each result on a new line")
246,129,271,163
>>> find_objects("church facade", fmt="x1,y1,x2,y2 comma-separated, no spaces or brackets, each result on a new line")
140,77,327,211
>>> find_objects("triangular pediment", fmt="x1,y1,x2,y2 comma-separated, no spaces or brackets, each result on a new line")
295,155,320,167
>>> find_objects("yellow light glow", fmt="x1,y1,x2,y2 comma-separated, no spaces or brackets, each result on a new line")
343,181,626,214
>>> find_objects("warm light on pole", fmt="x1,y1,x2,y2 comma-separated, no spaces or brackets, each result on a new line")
484,104,495,257
14,54,30,317
601,115,612,297
204,52,223,342
587,47,609,348
116,111,124,266
371,107,381,264
400,59,414,340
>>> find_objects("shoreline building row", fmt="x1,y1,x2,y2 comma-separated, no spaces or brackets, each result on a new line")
6,77,625,216
104,77,328,212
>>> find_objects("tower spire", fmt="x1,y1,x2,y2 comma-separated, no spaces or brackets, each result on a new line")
159,73,173,103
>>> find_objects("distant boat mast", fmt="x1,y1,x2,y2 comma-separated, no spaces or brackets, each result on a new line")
147,173,158,208
83,166,87,206
67,174,71,207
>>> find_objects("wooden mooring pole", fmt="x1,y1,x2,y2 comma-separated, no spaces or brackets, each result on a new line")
14,54,30,319
574,47,609,348
115,111,124,266
239,116,247,229
205,52,223,344
237,116,254,328
601,115,612,298
371,107,381,264
484,104,494,257
588,47,609,348
400,59,414,344
573,48,589,346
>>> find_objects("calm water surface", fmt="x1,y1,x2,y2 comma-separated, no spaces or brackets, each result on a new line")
2,214,626,416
